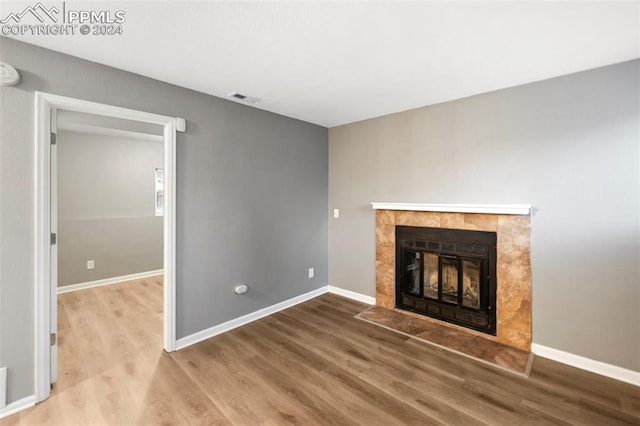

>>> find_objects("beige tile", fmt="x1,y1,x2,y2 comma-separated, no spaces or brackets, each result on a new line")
395,211,441,227
376,293,395,309
376,209,395,225
358,306,531,376
463,213,499,232
375,223,395,247
375,265,395,297
440,213,465,229
498,215,530,252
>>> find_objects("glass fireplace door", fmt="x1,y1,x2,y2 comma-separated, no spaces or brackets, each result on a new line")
396,225,496,335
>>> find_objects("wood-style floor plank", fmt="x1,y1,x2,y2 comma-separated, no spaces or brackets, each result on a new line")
224,323,421,426
273,306,527,425
2,284,638,426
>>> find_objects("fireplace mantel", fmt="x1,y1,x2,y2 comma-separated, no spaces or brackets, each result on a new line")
371,203,531,215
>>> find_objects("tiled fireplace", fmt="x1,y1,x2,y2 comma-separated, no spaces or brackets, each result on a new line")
373,203,532,351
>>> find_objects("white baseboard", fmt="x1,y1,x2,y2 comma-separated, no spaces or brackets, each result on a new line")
327,285,376,305
0,367,5,408
175,286,329,350
531,343,640,386
0,395,36,420
57,269,164,294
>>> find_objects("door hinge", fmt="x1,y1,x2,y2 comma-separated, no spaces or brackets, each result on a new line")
50,233,56,245
51,132,57,145
50,333,57,346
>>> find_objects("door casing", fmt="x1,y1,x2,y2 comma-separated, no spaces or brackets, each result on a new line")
34,92,180,402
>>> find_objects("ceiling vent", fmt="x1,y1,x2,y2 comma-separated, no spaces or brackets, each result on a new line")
228,91,261,104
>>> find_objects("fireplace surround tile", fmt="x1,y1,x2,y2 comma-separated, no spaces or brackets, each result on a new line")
376,209,396,225
463,213,499,231
394,210,441,227
440,212,465,229
375,209,532,351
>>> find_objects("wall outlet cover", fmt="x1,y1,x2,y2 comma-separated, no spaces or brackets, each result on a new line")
234,284,248,295
87,260,95,270
308,268,314,279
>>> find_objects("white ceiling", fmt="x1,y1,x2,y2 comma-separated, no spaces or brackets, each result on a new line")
4,1,639,127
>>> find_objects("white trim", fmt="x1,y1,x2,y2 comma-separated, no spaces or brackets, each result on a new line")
0,367,6,408
531,343,640,386
34,92,52,403
57,270,164,294
57,122,163,142
176,286,329,350
0,395,36,420
162,115,177,353
328,285,376,305
34,92,178,403
371,202,531,215
49,128,58,386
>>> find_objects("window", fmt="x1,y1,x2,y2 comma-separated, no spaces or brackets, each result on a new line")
155,168,164,216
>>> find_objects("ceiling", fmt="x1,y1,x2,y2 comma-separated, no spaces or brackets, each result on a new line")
3,1,639,127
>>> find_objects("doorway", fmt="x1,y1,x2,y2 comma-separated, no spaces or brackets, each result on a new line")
34,92,180,402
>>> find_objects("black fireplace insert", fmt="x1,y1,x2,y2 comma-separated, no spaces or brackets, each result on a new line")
395,226,497,335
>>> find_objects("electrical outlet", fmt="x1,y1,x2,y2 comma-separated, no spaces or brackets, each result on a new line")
87,260,95,270
308,268,314,279
333,209,340,218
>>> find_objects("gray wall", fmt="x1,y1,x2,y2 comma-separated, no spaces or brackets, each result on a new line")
329,60,640,372
0,37,328,403
57,130,163,286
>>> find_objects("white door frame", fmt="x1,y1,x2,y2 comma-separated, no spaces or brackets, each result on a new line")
34,92,179,402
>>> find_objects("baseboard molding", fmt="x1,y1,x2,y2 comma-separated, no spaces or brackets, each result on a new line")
531,343,640,386
327,285,376,305
175,286,329,350
0,367,6,408
57,269,164,294
0,395,36,420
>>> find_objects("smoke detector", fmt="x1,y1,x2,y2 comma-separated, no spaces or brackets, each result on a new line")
0,62,20,86
228,91,262,104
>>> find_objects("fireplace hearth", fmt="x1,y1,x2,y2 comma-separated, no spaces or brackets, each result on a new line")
396,226,497,335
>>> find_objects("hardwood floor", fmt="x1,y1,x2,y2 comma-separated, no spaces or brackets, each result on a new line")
3,279,638,425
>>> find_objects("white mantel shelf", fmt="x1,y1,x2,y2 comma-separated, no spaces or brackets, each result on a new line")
371,203,531,215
